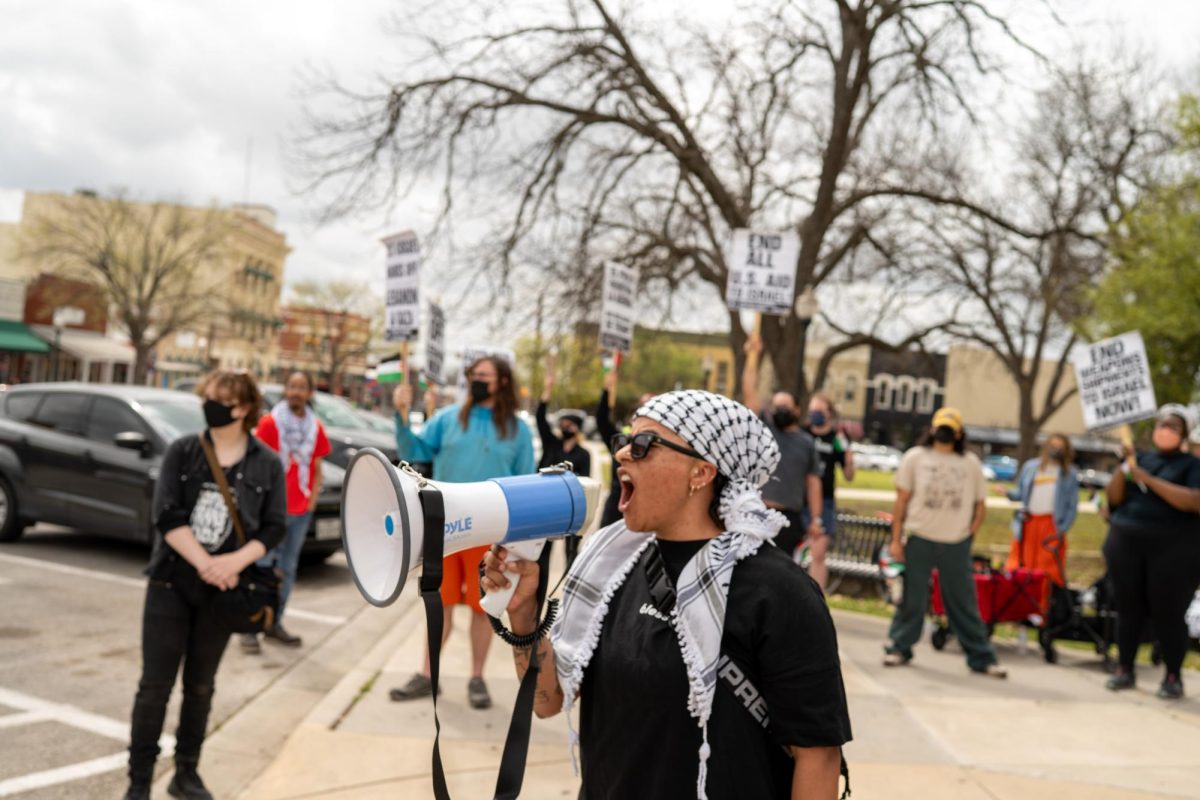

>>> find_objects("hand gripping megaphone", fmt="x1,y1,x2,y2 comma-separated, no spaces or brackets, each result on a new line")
340,448,602,615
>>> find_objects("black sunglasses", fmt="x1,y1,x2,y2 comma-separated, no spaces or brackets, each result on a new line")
612,432,704,461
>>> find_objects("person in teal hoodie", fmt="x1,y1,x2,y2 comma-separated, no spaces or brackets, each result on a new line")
388,355,535,710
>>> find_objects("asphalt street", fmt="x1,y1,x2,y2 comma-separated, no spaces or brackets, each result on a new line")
0,524,364,799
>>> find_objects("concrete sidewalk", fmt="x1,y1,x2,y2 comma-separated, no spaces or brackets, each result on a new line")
239,588,1200,800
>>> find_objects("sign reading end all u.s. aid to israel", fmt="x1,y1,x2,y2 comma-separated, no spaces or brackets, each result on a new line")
725,229,800,316
1070,331,1157,431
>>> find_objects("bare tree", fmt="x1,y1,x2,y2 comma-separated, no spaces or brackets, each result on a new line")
287,279,379,394
924,63,1168,459
298,0,1058,401
20,192,228,384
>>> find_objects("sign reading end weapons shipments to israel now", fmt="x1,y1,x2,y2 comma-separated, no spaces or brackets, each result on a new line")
382,231,420,342
425,302,446,384
725,229,800,316
599,261,638,353
1071,331,1158,431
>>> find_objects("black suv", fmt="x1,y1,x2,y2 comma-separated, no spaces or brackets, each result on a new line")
0,383,344,561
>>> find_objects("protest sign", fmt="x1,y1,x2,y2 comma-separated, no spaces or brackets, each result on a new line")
426,302,446,385
382,231,420,342
599,261,638,353
1071,331,1157,431
725,229,800,316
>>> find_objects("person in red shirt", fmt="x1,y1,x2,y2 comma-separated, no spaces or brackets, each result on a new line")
242,371,331,651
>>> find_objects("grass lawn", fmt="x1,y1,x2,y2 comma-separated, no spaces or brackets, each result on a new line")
841,468,1100,505
826,594,1200,671
838,497,1109,586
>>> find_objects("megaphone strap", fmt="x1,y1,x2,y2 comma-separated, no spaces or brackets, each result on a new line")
416,488,452,800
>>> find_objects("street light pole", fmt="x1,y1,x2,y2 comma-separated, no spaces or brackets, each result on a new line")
793,286,819,402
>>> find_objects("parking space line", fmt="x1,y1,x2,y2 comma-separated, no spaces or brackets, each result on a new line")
0,552,144,589
0,553,348,625
0,753,129,797
0,686,144,742
0,710,52,729
0,686,176,797
286,608,349,625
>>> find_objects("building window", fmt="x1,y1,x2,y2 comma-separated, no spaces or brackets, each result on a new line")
916,379,937,414
844,374,858,403
895,377,914,413
874,373,894,410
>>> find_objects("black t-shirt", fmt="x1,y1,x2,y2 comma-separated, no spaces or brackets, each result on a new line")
1111,450,1200,534
578,539,852,800
806,427,846,500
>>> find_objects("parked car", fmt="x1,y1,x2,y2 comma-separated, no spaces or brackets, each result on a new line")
851,443,904,472
174,379,400,471
0,383,343,561
983,454,1019,482
1078,468,1112,491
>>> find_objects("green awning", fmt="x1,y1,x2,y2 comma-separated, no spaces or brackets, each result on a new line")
0,320,51,354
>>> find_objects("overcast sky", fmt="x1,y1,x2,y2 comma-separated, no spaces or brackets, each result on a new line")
2,0,1197,353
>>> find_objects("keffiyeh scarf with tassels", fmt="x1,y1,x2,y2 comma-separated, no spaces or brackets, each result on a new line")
551,390,786,799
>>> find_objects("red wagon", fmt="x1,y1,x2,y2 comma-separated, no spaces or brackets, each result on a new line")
929,560,1049,651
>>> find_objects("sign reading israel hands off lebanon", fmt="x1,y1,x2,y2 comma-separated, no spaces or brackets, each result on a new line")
599,261,638,354
382,231,420,343
1071,331,1158,431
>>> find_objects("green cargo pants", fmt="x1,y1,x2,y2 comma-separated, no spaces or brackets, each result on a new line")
886,534,997,672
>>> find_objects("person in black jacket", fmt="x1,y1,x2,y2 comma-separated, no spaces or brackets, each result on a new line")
595,368,654,527
536,372,592,477
125,371,286,800
1103,404,1200,700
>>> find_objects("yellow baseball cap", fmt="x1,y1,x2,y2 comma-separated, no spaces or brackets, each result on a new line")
931,407,963,435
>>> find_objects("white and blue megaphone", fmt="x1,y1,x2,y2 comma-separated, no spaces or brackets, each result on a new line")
340,448,602,615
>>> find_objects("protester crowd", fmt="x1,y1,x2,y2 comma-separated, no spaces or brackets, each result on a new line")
121,350,1200,800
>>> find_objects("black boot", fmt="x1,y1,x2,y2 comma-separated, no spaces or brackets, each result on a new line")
122,781,151,800
167,760,213,800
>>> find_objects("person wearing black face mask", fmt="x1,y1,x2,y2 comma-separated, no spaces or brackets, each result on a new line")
1006,434,1079,588
536,372,592,477
884,407,1007,678
803,392,855,591
125,371,286,800
742,336,824,564
390,355,535,711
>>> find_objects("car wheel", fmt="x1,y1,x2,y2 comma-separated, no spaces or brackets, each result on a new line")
299,549,335,566
0,477,27,543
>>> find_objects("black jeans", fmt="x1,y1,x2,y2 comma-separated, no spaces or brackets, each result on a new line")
1103,525,1200,675
128,557,230,780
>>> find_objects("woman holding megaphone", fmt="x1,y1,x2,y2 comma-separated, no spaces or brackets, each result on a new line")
483,390,851,800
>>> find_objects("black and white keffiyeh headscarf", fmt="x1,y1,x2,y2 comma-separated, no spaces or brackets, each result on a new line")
551,390,787,799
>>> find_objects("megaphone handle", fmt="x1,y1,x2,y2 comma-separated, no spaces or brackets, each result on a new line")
480,539,546,618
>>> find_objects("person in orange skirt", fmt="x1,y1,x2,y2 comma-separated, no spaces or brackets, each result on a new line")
1006,434,1079,588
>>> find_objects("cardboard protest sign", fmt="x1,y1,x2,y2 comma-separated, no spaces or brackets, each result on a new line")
599,261,638,353
382,231,420,342
1071,331,1157,430
426,302,446,385
725,229,800,316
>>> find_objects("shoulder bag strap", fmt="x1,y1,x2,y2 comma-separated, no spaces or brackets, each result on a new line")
197,433,247,548
641,545,852,798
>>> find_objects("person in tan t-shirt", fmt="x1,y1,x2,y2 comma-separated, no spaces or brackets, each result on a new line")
882,407,1006,677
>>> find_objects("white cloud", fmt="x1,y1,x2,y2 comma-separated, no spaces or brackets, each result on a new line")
1,0,1195,359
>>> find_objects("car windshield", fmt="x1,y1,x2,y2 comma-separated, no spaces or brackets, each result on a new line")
139,397,207,442
311,394,368,429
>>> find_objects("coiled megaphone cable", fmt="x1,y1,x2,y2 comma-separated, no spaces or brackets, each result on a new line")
479,557,570,647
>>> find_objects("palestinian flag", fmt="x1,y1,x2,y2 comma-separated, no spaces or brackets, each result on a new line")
376,360,404,383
